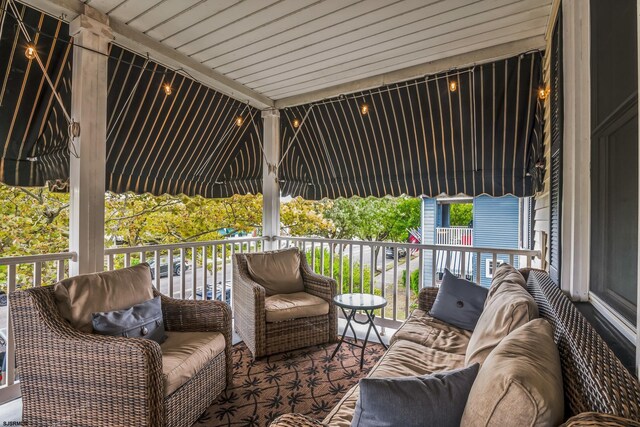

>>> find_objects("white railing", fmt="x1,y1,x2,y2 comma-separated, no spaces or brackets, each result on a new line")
435,227,473,246
274,236,538,327
0,235,538,405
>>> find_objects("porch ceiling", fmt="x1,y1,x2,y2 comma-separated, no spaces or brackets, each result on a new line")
25,0,552,105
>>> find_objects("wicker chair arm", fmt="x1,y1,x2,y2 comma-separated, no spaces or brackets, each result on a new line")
300,259,337,302
10,288,165,426
232,254,267,357
270,413,328,426
417,286,439,312
560,412,640,427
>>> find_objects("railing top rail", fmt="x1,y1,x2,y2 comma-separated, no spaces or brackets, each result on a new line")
0,251,77,265
104,236,267,255
274,236,539,257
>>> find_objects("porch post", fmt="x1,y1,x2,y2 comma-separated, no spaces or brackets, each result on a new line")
68,7,111,275
262,109,280,250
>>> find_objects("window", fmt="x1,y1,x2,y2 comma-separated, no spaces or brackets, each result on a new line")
485,259,505,279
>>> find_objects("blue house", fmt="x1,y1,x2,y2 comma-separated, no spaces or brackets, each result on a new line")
421,195,523,287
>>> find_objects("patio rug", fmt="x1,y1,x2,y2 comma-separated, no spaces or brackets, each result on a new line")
194,340,385,427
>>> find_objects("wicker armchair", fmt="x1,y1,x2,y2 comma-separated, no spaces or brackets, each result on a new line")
10,283,232,427
233,248,338,358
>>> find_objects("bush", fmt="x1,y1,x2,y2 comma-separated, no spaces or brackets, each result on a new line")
401,269,421,296
305,246,378,295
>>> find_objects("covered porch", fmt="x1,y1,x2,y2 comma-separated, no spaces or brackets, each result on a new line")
1,0,639,425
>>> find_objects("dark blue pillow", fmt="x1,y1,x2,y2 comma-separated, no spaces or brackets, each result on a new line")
351,364,480,427
429,269,488,331
92,296,166,344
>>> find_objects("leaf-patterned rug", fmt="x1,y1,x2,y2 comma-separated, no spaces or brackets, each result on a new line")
195,340,385,427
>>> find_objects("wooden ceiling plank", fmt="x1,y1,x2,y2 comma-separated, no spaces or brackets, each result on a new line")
187,0,320,61
247,2,550,88
194,0,362,67
209,0,433,73
269,25,546,99
125,0,202,33
84,0,125,14
106,0,159,21
239,0,547,85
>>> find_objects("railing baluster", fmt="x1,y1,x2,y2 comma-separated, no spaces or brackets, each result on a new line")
154,251,161,289
339,243,344,295
509,253,515,266
33,261,42,287
461,250,467,280
359,243,364,293
526,255,532,268
370,244,375,295
349,244,354,293
311,242,316,271
124,252,130,268
392,247,398,321
107,254,114,271
192,247,197,300
180,248,186,299
431,249,437,287
405,248,411,319
7,264,16,386
168,248,174,298
57,259,65,282
418,248,424,289
475,251,481,284
320,242,324,275
329,242,334,280
492,252,498,279
381,247,386,319
213,245,219,302
222,244,228,305
202,246,208,300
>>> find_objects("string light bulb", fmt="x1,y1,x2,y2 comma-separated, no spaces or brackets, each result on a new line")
163,83,172,96
449,80,458,92
538,87,550,100
292,118,300,128
360,103,369,115
25,45,36,60
235,116,244,127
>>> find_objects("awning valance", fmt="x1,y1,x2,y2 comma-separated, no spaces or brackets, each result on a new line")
279,53,543,200
0,4,263,197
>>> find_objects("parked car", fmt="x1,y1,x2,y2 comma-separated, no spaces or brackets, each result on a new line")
196,283,231,305
0,291,6,307
385,247,407,259
148,258,189,279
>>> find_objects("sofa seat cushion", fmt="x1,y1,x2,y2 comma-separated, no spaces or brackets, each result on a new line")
323,339,466,427
161,331,226,396
265,292,329,323
246,248,304,295
465,282,538,366
54,263,154,333
391,309,472,355
461,319,564,427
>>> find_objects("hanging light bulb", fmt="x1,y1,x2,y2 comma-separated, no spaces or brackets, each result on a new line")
25,45,36,60
235,115,244,127
360,102,369,115
163,83,172,96
538,87,550,100
292,118,300,128
449,80,458,92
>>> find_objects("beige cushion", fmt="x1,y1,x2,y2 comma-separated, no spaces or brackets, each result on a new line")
265,292,329,323
161,331,226,396
465,282,538,366
246,248,304,296
461,319,564,427
390,309,472,356
323,339,467,427
485,263,527,307
54,263,154,333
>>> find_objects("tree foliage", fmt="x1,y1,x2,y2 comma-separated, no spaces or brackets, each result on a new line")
449,203,473,227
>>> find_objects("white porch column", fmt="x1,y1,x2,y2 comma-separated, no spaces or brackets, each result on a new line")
68,7,111,275
561,1,590,301
262,109,281,250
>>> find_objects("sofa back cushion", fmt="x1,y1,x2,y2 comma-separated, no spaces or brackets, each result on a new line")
245,248,304,296
465,281,538,366
461,319,564,427
485,263,526,307
54,263,154,333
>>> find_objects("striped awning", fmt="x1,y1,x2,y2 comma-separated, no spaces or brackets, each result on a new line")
0,5,263,197
279,53,543,200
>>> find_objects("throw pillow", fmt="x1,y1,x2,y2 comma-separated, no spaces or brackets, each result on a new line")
461,319,564,427
245,247,304,295
54,263,154,333
430,269,488,331
351,364,480,427
465,281,538,366
92,296,166,344
485,263,526,307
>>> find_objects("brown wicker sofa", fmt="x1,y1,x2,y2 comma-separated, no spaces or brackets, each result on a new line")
271,269,640,426
10,264,232,427
233,248,338,358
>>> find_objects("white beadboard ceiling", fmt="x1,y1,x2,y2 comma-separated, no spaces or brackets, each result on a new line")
83,0,552,101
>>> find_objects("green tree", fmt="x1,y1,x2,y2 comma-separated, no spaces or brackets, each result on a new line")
449,203,473,226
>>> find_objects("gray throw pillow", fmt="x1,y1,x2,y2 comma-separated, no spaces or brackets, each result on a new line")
351,364,480,427
430,269,488,331
92,296,166,344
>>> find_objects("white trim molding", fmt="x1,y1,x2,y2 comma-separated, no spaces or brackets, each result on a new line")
560,0,590,301
590,292,637,345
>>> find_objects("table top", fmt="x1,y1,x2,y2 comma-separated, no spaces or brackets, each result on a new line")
333,293,387,310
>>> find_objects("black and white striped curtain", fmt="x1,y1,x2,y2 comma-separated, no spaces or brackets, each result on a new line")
0,4,263,197
280,52,543,200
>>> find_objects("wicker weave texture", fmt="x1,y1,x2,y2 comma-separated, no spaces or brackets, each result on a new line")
233,248,337,358
10,285,232,427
